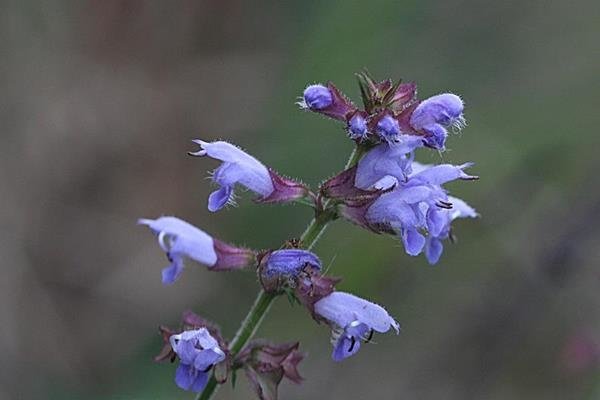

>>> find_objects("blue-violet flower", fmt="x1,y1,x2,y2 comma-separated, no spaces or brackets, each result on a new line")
409,93,465,150
139,216,256,284
169,328,226,392
189,140,307,211
314,291,399,361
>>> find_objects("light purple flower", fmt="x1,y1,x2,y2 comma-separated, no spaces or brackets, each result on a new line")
314,291,399,361
424,195,478,264
302,84,333,110
358,162,477,260
169,328,226,393
190,140,308,211
355,138,424,191
139,216,256,284
189,140,274,212
409,93,465,150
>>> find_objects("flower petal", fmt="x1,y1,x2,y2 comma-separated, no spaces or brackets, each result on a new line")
314,292,398,333
174,363,197,391
208,186,233,212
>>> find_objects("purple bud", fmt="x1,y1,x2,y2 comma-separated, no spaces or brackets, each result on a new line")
375,114,401,141
303,84,333,110
410,93,464,129
314,291,399,361
139,216,256,283
259,249,321,292
409,93,465,150
347,113,368,140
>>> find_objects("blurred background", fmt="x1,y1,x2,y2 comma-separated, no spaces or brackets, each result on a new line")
1,1,599,399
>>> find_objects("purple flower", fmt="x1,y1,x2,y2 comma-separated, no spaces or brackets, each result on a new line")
189,140,274,211
314,291,399,361
189,140,307,211
263,249,321,277
169,328,226,393
259,249,321,292
424,195,478,264
347,113,368,140
409,93,465,150
354,139,424,191
341,162,478,261
302,84,334,110
139,216,256,284
365,163,477,258
375,114,401,141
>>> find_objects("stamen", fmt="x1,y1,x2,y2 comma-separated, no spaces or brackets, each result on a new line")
347,336,356,353
364,329,374,343
436,201,453,209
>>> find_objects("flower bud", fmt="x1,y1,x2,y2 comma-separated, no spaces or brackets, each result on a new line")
347,113,368,140
375,114,401,141
258,249,321,292
302,84,333,109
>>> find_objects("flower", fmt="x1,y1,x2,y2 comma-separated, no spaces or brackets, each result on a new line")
302,84,333,110
409,93,465,150
354,139,424,191
424,195,478,264
259,249,322,292
340,162,478,262
314,291,399,361
189,140,307,212
169,328,226,393
138,216,256,284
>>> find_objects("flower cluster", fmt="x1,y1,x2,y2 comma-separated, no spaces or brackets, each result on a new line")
139,71,478,399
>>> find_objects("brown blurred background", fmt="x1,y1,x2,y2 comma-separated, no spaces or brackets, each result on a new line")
1,1,599,399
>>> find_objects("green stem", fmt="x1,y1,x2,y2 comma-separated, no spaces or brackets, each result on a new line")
196,146,363,400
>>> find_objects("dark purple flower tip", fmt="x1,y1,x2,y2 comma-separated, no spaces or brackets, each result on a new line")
347,113,368,140
375,114,401,141
303,84,333,110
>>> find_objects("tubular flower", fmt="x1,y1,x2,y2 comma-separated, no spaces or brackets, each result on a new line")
189,140,307,212
169,328,226,393
314,291,400,361
139,216,256,283
340,162,478,262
